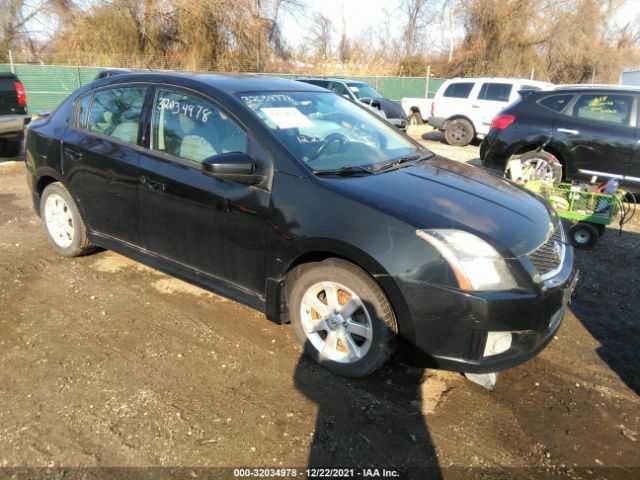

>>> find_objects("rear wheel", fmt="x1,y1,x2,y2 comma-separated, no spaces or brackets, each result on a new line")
409,110,423,126
40,183,95,257
518,150,562,183
287,258,398,377
444,118,474,146
569,222,599,249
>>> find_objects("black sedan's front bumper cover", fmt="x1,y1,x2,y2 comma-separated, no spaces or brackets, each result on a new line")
393,249,576,373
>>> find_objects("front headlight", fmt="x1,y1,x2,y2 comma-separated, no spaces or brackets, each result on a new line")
416,229,518,291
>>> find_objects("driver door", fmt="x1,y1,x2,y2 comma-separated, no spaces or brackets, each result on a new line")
137,86,272,293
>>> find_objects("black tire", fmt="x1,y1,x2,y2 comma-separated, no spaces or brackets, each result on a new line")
286,258,398,378
444,118,474,146
409,110,423,126
569,222,599,249
517,150,563,183
0,139,21,158
40,182,95,257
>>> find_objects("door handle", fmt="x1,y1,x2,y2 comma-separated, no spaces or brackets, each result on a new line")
140,176,166,192
557,128,580,135
472,104,480,108
63,147,83,161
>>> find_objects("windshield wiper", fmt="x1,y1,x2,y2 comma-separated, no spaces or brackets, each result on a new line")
374,151,435,173
313,165,375,176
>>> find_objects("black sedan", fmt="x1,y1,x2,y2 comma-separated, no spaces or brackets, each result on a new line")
24,72,576,381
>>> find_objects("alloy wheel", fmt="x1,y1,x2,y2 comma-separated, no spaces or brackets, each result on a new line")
299,281,373,363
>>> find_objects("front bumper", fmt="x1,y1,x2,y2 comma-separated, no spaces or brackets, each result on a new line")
0,114,31,139
396,248,576,373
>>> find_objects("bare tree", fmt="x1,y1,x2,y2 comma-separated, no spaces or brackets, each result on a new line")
398,0,429,59
338,7,351,63
308,12,333,60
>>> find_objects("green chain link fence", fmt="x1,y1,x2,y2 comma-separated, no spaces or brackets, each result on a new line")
0,63,445,114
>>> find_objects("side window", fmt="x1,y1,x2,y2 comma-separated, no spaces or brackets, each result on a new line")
539,94,573,113
76,94,92,129
330,82,350,97
87,87,146,144
478,83,513,102
152,88,247,164
442,82,474,99
572,94,633,126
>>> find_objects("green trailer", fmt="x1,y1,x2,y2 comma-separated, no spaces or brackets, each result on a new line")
525,181,635,249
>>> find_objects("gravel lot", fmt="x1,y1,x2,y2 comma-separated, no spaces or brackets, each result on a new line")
0,134,638,479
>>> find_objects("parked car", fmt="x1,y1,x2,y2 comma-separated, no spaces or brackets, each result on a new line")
480,85,640,193
93,68,132,80
24,72,576,381
404,77,552,146
401,96,432,126
295,76,408,130
0,72,30,157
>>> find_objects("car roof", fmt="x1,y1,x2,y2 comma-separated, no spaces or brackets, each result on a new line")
552,84,640,93
296,76,368,84
96,71,325,94
446,77,552,86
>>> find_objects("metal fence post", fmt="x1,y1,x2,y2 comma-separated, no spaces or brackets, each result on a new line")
424,65,431,98
9,50,15,73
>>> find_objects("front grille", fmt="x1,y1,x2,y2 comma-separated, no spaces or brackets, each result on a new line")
529,225,565,278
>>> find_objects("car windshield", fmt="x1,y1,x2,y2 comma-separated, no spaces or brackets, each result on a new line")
238,91,423,173
347,82,383,99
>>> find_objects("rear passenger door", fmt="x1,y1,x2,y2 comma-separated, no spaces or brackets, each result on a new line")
555,92,637,186
137,86,272,293
63,85,147,245
473,82,513,136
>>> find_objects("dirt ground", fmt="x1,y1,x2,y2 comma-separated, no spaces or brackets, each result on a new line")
0,133,639,479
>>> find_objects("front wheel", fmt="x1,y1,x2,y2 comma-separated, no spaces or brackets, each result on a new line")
287,259,398,377
40,182,95,257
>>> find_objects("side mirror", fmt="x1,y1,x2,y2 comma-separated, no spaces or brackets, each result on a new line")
201,152,264,184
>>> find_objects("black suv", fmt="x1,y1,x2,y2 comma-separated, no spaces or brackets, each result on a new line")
480,86,640,193
0,72,30,157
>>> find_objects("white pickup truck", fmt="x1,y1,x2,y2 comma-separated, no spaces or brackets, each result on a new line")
402,77,552,146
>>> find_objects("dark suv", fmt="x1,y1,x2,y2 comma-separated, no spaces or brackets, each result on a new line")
0,72,30,157
295,77,408,129
480,86,640,193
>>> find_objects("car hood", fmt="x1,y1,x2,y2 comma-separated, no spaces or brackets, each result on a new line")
361,97,407,120
321,156,557,257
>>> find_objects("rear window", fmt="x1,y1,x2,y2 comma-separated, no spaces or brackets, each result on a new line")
478,83,512,102
539,94,573,113
87,87,146,144
301,79,330,88
442,82,474,99
572,94,633,126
